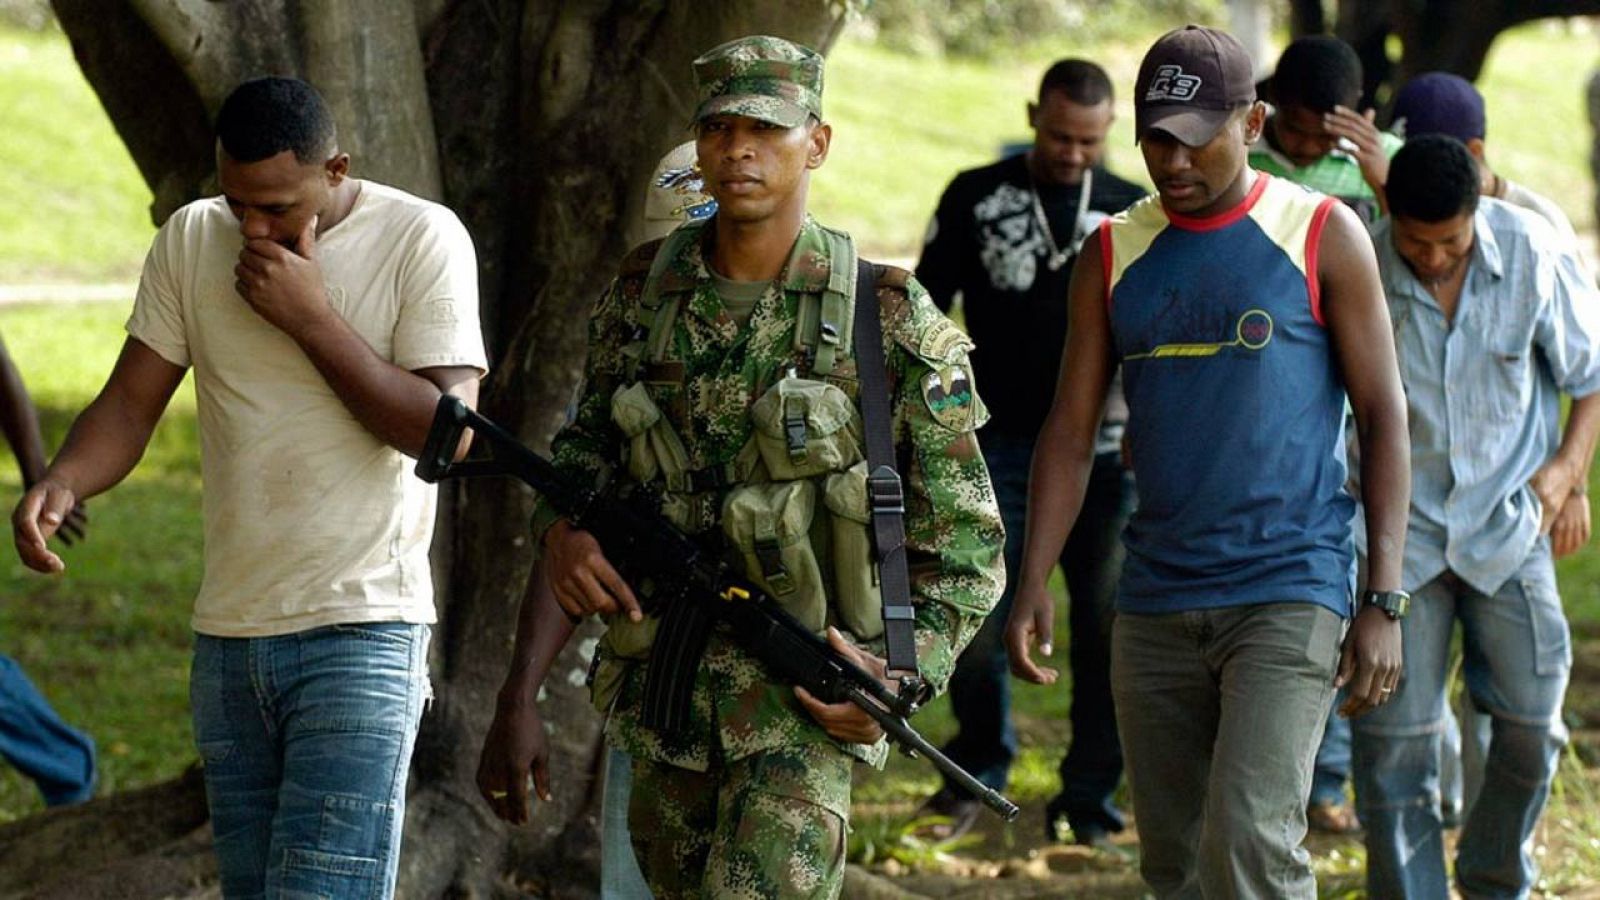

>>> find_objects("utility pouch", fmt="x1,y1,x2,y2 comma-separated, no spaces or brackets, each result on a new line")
749,377,863,481
588,652,628,714
597,609,661,662
721,481,827,633
822,460,885,640
610,383,691,488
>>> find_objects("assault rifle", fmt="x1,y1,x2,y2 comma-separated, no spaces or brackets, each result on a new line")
416,395,1019,822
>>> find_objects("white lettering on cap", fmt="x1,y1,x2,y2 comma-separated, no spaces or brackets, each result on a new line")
1145,65,1202,103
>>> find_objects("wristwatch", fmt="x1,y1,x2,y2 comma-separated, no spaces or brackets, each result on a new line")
1362,589,1410,621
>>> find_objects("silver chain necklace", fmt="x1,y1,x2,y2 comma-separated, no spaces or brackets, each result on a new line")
1027,161,1093,272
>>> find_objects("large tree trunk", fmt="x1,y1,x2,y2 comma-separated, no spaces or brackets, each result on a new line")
1288,0,1327,38
37,2,843,896
1335,0,1600,113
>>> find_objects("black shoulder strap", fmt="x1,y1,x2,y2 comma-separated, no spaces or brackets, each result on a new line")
853,259,921,682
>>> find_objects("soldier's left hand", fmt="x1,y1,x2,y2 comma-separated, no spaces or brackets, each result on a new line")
795,627,890,744
1335,604,1402,718
234,216,335,340
476,691,551,825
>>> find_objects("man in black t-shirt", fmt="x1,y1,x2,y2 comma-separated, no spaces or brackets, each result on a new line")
915,58,1145,846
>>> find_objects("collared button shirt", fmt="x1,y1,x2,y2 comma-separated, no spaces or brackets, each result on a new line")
1372,198,1600,595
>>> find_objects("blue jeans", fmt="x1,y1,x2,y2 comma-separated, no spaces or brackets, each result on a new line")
602,745,653,899
1352,547,1569,899
191,623,431,900
942,436,1133,836
1113,602,1343,899
0,654,95,806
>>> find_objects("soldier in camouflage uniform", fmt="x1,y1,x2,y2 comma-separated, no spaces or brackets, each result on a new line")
532,35,1005,899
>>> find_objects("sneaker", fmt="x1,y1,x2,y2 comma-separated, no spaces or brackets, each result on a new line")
910,786,983,842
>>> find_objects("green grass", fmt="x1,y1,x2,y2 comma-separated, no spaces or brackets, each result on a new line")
0,301,199,822
0,26,155,283
814,33,1157,258
1477,20,1597,239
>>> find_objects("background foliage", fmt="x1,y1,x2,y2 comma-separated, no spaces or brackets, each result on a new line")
858,0,1232,58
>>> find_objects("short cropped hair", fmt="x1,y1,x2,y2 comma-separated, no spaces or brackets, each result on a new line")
1386,134,1481,222
215,77,337,165
1039,59,1113,107
1270,36,1362,113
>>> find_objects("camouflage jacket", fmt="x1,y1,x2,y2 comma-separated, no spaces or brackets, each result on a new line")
531,215,1004,771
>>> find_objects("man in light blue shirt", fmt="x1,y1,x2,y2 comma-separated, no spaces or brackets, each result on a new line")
1355,135,1600,898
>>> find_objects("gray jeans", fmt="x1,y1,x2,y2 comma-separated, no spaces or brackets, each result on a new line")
1112,602,1344,899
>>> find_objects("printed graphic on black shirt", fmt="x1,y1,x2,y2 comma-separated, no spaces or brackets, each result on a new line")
916,155,1145,438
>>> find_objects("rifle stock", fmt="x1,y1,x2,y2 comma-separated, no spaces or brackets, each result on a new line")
417,395,1019,822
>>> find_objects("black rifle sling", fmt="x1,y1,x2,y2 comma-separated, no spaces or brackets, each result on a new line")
853,260,920,678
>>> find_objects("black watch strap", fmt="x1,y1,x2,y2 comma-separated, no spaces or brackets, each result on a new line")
1362,589,1410,621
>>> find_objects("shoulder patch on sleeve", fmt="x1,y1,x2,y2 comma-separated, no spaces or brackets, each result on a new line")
921,364,979,432
919,319,971,363
882,285,974,366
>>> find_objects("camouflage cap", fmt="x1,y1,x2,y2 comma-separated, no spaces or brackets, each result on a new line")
692,35,823,128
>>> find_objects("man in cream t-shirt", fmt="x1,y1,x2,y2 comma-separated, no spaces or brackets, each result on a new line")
11,77,485,899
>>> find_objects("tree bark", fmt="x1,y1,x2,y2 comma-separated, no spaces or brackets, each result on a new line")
36,1,844,896
1288,0,1327,38
0,765,211,898
1335,0,1600,114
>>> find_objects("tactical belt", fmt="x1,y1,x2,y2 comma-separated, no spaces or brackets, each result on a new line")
852,259,921,685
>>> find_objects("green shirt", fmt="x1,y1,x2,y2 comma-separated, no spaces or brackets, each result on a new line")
1249,127,1402,218
709,270,768,329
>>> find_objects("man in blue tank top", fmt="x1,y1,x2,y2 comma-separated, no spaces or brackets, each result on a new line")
1005,25,1412,899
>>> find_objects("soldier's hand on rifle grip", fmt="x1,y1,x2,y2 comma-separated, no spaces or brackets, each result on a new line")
795,627,892,744
542,518,642,621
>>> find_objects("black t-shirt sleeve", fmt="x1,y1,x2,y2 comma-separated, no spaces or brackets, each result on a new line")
914,176,973,313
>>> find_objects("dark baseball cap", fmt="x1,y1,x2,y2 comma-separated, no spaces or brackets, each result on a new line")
1134,25,1257,146
1391,72,1485,143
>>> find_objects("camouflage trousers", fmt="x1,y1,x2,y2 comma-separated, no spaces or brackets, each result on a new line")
628,741,852,899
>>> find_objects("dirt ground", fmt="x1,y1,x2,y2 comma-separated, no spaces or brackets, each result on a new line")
849,623,1600,899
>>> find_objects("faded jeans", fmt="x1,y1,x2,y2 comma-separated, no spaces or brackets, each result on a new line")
1352,547,1569,900
0,654,95,806
191,623,431,900
602,745,653,898
1113,601,1343,899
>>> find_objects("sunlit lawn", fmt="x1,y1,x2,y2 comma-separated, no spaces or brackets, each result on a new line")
0,301,199,821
